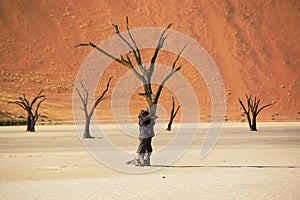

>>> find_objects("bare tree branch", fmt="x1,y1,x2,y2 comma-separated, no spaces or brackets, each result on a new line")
9,100,26,111
30,90,45,109
21,94,30,109
74,42,144,81
172,44,187,70
111,18,146,77
152,44,186,104
75,42,126,66
238,97,247,113
125,16,142,66
93,76,113,109
34,98,46,123
153,69,177,104
73,83,85,106
149,23,173,74
80,80,89,107
257,103,272,115
173,104,181,117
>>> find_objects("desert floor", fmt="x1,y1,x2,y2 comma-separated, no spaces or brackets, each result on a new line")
0,122,299,200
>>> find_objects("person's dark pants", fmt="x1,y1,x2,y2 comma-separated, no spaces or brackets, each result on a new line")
137,137,152,153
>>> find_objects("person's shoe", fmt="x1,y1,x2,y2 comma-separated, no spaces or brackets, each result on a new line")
144,159,150,166
144,152,151,166
135,158,144,167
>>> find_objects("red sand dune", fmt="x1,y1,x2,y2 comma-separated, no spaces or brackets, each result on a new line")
0,0,299,122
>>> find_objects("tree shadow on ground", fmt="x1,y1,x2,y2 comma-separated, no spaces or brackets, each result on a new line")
150,165,300,169
83,137,102,139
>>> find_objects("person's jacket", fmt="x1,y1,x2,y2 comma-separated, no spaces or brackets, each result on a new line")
138,114,157,138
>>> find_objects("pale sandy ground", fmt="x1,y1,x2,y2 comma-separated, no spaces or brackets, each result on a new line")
0,122,299,200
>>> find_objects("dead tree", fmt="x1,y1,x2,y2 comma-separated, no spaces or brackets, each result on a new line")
9,90,46,132
166,96,181,131
238,95,271,131
74,77,112,138
74,17,185,115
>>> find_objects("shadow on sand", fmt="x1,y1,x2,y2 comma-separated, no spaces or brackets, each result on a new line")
150,165,300,169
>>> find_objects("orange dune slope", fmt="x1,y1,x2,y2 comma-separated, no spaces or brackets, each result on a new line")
0,0,299,122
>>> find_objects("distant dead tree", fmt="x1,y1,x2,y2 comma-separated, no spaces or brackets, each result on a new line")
166,96,181,131
74,16,185,115
238,95,271,131
74,77,112,138
9,90,46,132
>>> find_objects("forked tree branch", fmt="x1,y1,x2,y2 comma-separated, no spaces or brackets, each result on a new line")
110,18,146,76
257,103,272,114
22,94,30,108
74,77,113,118
80,80,89,107
9,100,26,111
30,90,46,108
149,23,173,75
172,44,187,70
153,44,186,104
171,96,181,118
74,42,144,81
92,76,113,112
34,98,46,122
73,82,86,107
75,17,185,113
125,16,142,66
238,97,247,114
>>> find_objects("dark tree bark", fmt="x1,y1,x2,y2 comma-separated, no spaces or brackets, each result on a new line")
238,95,271,131
166,96,181,131
9,90,46,132
74,17,185,115
74,77,112,138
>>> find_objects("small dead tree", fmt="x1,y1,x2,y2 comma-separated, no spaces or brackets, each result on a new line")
9,90,46,132
74,77,112,138
74,17,185,115
238,95,271,131
166,96,181,131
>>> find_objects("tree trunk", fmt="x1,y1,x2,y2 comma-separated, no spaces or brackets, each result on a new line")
26,122,35,132
28,122,36,132
148,103,157,114
166,121,172,131
26,114,35,132
166,108,174,131
84,116,93,138
251,114,257,131
245,112,253,131
166,97,180,131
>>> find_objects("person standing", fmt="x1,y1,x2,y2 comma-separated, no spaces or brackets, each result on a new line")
136,110,157,166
